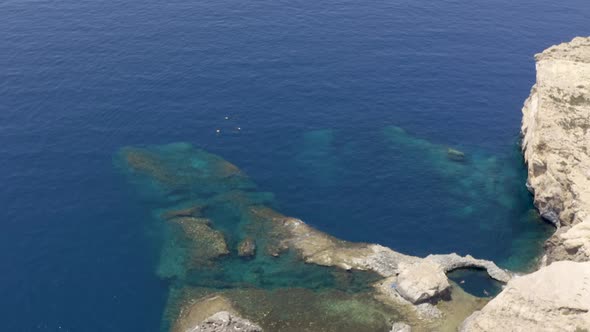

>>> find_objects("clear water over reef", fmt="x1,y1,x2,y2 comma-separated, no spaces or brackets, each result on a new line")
116,141,502,331
117,143,402,331
2,0,590,330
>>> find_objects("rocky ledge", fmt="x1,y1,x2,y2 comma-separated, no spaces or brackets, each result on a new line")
461,36,590,332
521,36,590,263
460,261,590,331
250,206,511,306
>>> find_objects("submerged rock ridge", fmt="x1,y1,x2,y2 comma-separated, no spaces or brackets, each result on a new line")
521,36,590,263
461,37,590,332
117,143,511,331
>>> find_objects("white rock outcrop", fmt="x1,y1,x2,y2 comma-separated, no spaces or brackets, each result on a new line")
395,260,450,304
460,261,590,332
521,36,590,262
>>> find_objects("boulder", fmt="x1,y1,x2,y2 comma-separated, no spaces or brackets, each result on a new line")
395,261,450,304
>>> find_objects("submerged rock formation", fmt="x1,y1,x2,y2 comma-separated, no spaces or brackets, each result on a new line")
521,36,590,263
446,148,466,162
169,217,230,265
460,261,590,331
462,36,590,331
118,143,511,331
237,237,256,257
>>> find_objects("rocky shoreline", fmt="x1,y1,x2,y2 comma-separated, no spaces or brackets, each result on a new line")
119,143,510,332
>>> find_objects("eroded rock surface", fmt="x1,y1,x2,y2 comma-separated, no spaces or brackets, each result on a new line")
170,217,230,264
189,312,262,332
425,253,512,283
171,295,262,332
521,36,590,262
395,260,450,304
172,295,238,332
460,261,590,332
237,237,256,257
390,322,412,332
249,206,510,304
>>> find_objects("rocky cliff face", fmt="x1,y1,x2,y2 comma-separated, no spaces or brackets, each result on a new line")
521,36,590,263
461,36,590,332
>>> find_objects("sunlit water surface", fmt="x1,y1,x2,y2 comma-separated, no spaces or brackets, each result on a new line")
2,0,590,330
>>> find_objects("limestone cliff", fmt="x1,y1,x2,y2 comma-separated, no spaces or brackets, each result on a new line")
521,36,590,263
461,37,590,332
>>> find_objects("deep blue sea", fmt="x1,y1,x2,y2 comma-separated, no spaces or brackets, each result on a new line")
2,0,590,330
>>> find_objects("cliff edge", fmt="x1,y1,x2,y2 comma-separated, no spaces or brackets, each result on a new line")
461,37,590,332
521,36,590,263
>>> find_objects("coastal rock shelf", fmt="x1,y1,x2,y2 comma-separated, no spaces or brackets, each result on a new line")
460,261,590,331
117,142,511,332
462,36,590,332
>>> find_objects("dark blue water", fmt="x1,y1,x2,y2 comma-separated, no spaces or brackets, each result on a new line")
2,0,590,330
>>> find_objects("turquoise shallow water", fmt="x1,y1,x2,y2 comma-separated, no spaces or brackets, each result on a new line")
2,0,590,330
114,136,536,331
117,143,397,331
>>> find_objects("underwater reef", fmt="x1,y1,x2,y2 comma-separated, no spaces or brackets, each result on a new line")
117,138,525,332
